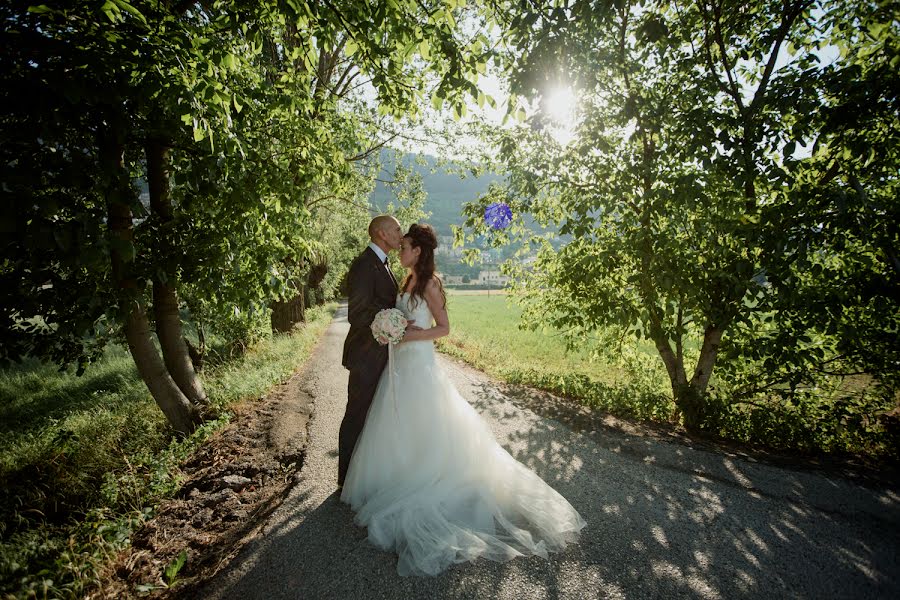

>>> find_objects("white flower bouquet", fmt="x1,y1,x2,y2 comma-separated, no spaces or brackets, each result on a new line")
371,308,407,345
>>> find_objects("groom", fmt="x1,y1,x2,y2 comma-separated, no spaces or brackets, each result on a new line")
338,215,405,488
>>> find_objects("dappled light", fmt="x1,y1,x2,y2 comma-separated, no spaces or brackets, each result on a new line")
193,334,899,599
2,0,897,595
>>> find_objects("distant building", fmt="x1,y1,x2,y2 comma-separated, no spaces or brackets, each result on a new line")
442,274,464,285
436,235,463,258
474,269,510,286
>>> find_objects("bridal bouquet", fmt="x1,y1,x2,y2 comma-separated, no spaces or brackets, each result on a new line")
371,308,407,345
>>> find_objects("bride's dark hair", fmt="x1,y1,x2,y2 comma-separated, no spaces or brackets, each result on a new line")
401,223,446,310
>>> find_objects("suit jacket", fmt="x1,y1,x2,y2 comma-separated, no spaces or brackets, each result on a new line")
342,246,399,370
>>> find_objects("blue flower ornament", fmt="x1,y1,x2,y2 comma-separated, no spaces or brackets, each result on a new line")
484,202,512,230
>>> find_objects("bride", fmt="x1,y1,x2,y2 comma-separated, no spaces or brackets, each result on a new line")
340,223,586,576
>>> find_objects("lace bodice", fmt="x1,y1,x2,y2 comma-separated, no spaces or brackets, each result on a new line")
397,292,433,329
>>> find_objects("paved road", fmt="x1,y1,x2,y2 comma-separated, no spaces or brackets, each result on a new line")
198,306,900,599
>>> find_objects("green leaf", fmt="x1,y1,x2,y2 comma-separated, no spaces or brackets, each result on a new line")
783,141,796,159
100,0,119,22
419,39,431,60
164,550,187,585
110,0,148,26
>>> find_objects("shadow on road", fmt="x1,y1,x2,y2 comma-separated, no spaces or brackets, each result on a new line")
464,382,900,599
194,308,900,599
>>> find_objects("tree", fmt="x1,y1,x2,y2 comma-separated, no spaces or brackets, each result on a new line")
1,0,488,433
466,0,898,433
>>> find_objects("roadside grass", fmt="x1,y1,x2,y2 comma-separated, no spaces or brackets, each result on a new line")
438,294,898,461
437,294,675,422
0,304,336,599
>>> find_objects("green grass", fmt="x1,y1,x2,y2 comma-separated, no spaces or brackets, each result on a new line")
441,294,610,380
438,294,675,421
0,304,336,599
438,294,898,461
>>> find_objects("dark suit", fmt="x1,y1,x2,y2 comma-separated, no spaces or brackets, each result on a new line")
339,246,398,485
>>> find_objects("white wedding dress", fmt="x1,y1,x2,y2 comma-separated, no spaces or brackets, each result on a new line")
340,292,586,576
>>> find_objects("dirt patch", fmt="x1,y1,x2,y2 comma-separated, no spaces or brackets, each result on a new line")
93,372,316,598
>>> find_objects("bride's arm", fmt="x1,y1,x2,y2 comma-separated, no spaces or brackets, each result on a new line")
401,278,449,342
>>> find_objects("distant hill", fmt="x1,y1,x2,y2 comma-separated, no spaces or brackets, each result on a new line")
369,152,502,237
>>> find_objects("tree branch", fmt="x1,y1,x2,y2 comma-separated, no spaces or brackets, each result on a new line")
319,0,420,94
695,1,739,108
749,0,813,114
347,132,402,162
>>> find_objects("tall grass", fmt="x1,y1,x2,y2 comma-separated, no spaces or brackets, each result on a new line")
0,304,336,599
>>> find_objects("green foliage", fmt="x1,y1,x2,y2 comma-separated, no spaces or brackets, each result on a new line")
701,386,897,458
0,0,488,381
0,306,335,598
193,297,273,360
468,0,899,431
440,294,897,459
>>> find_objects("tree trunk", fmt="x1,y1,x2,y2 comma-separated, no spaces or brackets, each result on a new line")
146,137,210,410
153,280,209,406
657,323,724,432
691,325,724,393
647,325,704,430
102,122,199,435
271,287,305,333
308,263,329,307
123,300,201,435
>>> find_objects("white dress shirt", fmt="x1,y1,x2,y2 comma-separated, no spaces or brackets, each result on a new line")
368,242,388,265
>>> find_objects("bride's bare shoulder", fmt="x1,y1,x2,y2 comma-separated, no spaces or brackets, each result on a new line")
425,275,447,295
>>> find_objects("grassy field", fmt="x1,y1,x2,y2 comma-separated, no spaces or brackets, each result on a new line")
439,293,898,461
438,293,675,422
442,293,610,381
0,304,336,599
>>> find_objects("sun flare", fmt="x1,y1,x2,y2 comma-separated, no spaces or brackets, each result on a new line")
543,86,578,145
544,87,577,124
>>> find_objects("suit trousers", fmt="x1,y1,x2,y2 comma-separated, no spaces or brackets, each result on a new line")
338,361,385,485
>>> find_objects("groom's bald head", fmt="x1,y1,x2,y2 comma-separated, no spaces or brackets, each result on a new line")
369,215,397,240
369,215,403,251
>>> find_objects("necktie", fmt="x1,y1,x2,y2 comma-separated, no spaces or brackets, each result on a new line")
384,256,397,287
